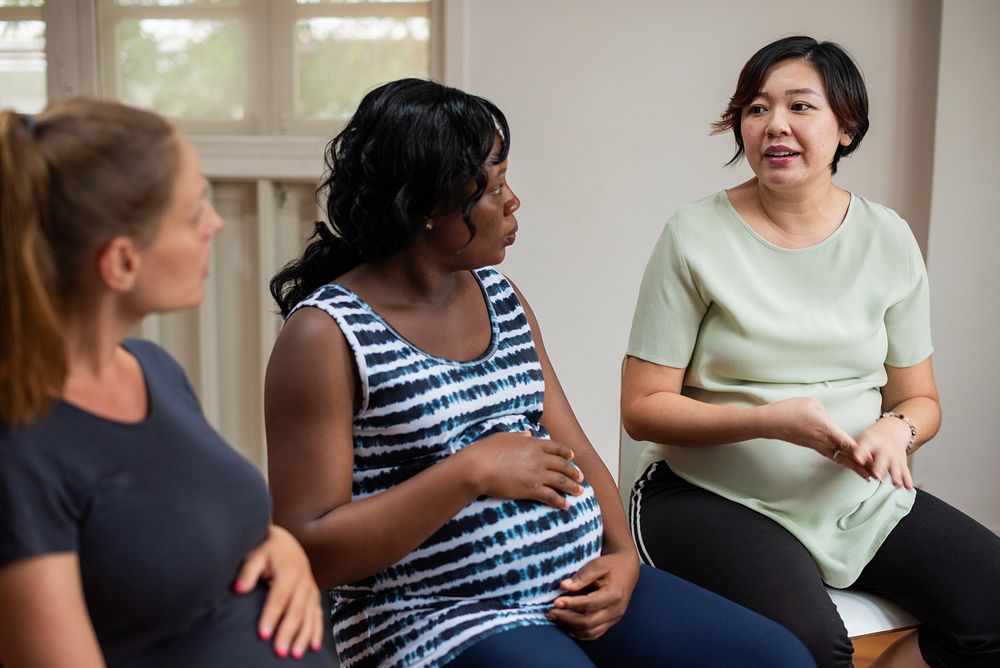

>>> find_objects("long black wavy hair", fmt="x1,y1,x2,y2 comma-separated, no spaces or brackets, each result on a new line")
270,78,510,316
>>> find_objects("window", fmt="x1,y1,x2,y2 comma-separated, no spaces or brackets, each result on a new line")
3,0,456,472
99,0,439,135
0,0,46,112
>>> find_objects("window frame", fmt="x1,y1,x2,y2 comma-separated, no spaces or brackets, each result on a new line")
41,0,462,180
17,0,464,470
0,2,48,113
0,4,43,21
272,0,438,136
97,0,263,134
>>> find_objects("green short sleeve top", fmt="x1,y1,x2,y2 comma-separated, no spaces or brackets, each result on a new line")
626,191,933,587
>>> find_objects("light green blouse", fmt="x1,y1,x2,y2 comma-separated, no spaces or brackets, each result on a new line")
627,191,933,587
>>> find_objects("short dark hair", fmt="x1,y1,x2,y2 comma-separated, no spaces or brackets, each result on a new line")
711,36,869,175
270,78,510,316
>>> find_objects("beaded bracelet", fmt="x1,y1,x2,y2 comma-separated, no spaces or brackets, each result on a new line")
879,411,917,453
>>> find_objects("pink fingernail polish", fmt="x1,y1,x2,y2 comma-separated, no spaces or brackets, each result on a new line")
259,627,273,641
275,644,288,658
292,647,304,660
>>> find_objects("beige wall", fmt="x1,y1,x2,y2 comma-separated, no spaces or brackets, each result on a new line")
455,0,998,532
920,0,1000,534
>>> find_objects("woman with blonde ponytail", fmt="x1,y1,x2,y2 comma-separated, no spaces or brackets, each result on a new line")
0,100,332,668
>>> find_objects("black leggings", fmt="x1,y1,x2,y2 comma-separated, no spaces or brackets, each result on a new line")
630,461,1000,668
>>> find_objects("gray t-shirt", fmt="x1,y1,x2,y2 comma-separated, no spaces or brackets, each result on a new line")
627,191,932,587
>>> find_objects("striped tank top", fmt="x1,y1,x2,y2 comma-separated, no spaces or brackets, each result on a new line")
293,267,603,668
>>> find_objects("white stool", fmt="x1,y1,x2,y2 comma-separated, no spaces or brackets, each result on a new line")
617,427,919,639
825,587,917,638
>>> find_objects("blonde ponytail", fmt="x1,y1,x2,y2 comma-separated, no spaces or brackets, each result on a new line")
0,111,65,426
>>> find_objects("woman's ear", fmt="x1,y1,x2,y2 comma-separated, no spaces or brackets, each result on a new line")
97,236,141,293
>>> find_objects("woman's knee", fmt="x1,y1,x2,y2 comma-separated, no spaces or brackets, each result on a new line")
780,611,852,668
599,565,816,667
446,625,591,668
740,623,818,668
918,624,1000,668
917,577,1000,667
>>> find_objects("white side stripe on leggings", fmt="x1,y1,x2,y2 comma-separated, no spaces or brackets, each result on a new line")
629,461,659,568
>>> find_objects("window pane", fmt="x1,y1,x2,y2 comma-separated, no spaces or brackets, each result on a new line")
113,0,239,6
117,19,243,121
297,1,428,5
0,1,44,7
0,20,45,113
295,16,429,122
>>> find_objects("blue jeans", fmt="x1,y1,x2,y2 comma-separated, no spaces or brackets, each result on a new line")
446,565,814,667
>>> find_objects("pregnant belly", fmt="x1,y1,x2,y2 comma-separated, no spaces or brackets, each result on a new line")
360,483,604,604
113,587,331,668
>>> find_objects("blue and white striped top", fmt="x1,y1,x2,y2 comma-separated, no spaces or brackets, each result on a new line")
293,267,604,668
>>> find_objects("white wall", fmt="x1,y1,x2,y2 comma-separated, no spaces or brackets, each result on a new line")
921,0,1000,534
455,0,953,492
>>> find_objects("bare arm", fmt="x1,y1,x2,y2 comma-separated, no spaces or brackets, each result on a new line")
0,554,105,668
854,356,940,489
621,356,764,446
265,308,582,588
880,356,941,452
508,282,639,641
515,290,633,560
621,355,872,479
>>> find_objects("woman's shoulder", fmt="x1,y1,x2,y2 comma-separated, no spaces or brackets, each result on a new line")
653,191,737,255
473,265,513,293
667,191,731,226
282,300,350,340
284,282,372,345
123,338,180,371
0,413,55,464
271,299,355,385
0,390,97,457
122,338,197,398
291,281,356,313
846,193,920,247
0,397,91,544
472,267,525,322
848,193,909,230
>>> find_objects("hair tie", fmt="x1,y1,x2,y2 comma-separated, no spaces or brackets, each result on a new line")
20,113,37,136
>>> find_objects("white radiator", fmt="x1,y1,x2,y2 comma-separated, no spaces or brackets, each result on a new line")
141,179,318,473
